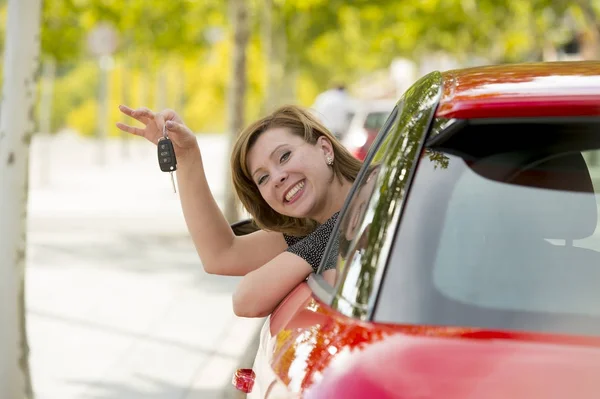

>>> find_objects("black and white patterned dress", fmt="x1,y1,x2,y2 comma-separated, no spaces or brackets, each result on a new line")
283,212,339,273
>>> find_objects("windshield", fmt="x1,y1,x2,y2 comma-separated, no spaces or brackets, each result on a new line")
375,119,600,337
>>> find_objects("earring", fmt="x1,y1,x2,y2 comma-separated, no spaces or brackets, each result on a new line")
326,156,334,166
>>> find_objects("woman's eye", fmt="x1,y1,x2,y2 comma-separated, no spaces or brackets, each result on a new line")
257,175,267,185
280,151,291,163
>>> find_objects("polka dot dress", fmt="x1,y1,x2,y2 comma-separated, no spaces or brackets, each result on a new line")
283,212,340,273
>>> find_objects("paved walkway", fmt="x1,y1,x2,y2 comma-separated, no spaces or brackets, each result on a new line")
26,133,262,399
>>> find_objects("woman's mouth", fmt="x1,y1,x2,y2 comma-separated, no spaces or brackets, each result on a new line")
284,180,305,204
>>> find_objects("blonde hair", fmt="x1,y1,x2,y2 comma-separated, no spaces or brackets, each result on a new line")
231,105,363,236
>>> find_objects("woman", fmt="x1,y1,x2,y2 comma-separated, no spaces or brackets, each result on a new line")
116,104,362,317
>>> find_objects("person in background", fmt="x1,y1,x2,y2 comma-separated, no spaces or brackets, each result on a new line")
311,83,354,139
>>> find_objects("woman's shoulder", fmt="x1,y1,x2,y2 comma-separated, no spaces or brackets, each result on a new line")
325,211,340,226
283,211,340,273
284,212,340,245
283,233,305,247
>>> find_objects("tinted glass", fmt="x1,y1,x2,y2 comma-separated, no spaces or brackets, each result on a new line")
375,119,600,337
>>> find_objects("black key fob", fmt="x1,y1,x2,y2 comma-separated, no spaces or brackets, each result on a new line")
158,137,177,172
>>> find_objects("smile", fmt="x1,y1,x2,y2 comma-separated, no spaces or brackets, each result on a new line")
284,180,305,203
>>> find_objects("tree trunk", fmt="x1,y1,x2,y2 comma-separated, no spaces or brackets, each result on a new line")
0,0,42,398
38,57,56,186
274,11,289,106
155,63,168,111
175,58,186,115
261,0,275,113
223,0,250,223
95,55,111,165
120,59,131,157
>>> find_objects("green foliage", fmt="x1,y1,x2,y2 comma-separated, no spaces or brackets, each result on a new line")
41,0,86,62
50,60,99,134
0,0,595,136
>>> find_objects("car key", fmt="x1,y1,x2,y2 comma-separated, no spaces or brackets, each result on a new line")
158,124,177,193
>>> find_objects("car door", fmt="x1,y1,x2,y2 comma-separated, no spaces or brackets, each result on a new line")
248,71,443,399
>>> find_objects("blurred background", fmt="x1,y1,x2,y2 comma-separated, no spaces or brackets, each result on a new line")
0,0,598,398
31,0,599,135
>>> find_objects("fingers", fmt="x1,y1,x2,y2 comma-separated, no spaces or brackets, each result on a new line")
119,105,154,125
133,108,154,125
118,104,135,116
117,105,188,146
155,108,183,135
165,120,181,131
115,122,145,137
165,120,193,135
154,112,166,135
165,120,194,148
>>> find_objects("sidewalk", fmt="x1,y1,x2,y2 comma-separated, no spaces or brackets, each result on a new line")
26,134,262,399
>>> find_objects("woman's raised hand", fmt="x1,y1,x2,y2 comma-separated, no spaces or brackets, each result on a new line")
116,105,200,161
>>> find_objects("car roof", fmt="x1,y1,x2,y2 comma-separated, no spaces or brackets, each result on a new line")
436,61,600,119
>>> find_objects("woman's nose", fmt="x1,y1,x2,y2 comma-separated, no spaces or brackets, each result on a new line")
274,171,288,186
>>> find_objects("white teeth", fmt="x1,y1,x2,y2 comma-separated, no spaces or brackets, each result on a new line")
285,181,305,202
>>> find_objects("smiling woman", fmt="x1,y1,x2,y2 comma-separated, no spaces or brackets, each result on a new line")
232,106,362,234
228,106,363,314
116,103,362,318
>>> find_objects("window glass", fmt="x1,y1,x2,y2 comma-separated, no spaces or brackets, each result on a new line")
375,119,600,337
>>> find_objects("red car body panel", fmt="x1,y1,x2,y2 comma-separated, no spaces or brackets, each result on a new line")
268,283,600,399
244,62,600,398
437,61,600,119
305,332,600,399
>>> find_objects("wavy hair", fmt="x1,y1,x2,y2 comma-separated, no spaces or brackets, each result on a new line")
231,105,363,236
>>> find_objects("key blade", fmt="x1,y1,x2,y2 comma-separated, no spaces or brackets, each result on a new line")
170,172,177,194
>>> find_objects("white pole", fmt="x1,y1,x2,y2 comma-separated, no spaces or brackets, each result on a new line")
0,0,42,398
39,57,56,187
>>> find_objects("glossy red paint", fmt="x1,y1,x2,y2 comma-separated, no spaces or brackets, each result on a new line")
232,368,256,393
305,333,600,399
437,61,600,119
251,62,600,398
266,283,600,398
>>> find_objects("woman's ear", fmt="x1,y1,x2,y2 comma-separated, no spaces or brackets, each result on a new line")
316,136,334,158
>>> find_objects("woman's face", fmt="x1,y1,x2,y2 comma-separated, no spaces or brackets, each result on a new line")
247,127,334,219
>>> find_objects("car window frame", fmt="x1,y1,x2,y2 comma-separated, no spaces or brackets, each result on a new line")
308,103,401,302
308,71,444,318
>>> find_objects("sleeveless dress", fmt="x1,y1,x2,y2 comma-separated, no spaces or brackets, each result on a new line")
282,212,339,274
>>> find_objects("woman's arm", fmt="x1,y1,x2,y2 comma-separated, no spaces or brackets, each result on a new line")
117,106,288,276
231,212,342,317
175,146,288,275
232,252,313,318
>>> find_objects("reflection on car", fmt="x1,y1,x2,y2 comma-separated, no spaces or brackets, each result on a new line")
234,60,600,399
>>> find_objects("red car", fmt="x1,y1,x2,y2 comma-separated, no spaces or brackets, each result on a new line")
233,61,600,398
341,99,396,160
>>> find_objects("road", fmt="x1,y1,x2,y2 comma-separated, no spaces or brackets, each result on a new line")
25,133,261,399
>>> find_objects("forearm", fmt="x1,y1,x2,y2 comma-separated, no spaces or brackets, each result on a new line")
176,147,237,273
232,253,313,318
